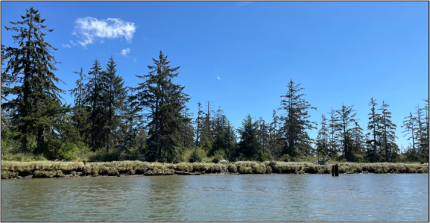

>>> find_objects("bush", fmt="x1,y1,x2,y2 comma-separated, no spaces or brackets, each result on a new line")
189,147,206,163
266,166,272,174
212,150,226,163
281,154,291,162
1,153,48,162
228,164,237,173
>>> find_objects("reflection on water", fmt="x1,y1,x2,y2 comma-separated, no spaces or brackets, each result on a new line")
2,174,428,221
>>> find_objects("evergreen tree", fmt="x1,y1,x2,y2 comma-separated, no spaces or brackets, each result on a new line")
1,44,13,133
421,99,429,154
84,59,105,151
100,56,127,152
194,101,205,146
378,101,397,162
402,112,418,152
116,92,145,156
211,118,237,160
316,114,329,157
327,108,340,157
278,80,317,156
336,104,357,161
180,106,194,148
268,109,283,159
414,104,424,152
69,67,89,146
366,98,382,162
351,120,365,160
2,7,68,153
258,117,269,157
132,51,190,161
237,114,263,160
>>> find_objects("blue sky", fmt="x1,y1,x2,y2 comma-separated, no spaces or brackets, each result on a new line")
1,2,428,151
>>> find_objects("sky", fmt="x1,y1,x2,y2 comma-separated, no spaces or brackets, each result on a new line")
1,2,428,151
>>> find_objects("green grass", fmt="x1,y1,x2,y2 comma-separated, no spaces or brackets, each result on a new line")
1,160,427,179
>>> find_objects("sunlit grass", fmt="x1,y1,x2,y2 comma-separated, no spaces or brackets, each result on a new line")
1,160,427,179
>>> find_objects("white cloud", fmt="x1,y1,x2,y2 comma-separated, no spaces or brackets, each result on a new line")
217,75,221,81
70,40,78,46
62,44,71,48
121,48,130,56
72,17,137,47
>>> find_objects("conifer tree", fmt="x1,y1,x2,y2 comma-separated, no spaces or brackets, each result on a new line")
378,101,397,161
1,44,13,132
351,120,365,160
268,109,283,159
327,108,340,156
316,114,329,157
2,7,68,152
336,104,357,161
132,51,190,161
117,92,145,155
84,59,105,150
421,99,429,154
100,56,127,152
402,112,417,152
69,67,89,144
180,106,194,148
237,114,263,160
278,80,317,156
194,101,205,146
366,98,382,162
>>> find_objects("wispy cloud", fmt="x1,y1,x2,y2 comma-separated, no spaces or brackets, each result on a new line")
217,75,222,81
121,48,131,57
142,35,149,42
70,40,78,46
72,17,137,47
62,44,71,48
133,57,137,62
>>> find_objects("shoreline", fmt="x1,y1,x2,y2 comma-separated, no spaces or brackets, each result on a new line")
2,171,428,180
2,160,428,180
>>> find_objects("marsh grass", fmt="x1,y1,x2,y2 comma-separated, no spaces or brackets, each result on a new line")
1,160,427,179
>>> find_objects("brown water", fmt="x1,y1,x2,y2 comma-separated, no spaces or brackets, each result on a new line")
1,174,428,222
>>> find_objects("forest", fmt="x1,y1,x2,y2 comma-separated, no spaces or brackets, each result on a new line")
1,8,429,163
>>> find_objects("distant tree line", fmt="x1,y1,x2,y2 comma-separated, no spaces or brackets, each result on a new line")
1,8,428,163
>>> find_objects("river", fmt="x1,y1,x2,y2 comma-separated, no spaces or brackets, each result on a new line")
1,174,428,221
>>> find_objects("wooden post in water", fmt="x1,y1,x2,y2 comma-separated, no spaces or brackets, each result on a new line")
332,165,335,176
335,164,339,176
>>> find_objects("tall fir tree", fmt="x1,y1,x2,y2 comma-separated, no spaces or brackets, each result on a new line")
336,104,357,161
84,59,105,151
327,108,340,157
132,51,190,161
278,80,317,156
100,56,128,152
366,98,382,162
316,114,329,157
237,115,263,160
378,101,397,162
402,112,417,152
2,7,69,153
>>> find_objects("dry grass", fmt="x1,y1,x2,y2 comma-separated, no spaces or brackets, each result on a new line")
1,160,427,179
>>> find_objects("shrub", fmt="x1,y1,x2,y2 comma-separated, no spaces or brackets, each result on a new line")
212,150,226,163
228,164,237,173
189,147,206,163
266,166,272,174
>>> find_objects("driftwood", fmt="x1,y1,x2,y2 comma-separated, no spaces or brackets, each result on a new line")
315,155,331,165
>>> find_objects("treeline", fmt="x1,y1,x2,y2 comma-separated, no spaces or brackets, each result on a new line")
1,8,428,163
